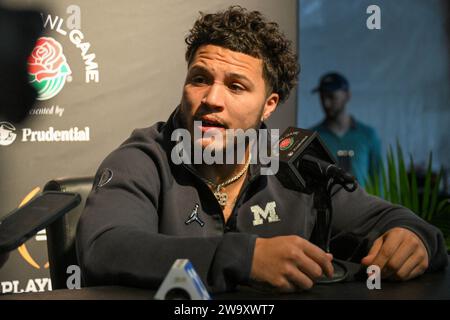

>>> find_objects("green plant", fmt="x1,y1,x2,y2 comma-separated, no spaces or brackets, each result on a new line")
365,142,450,250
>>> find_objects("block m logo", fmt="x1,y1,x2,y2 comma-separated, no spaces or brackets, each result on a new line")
251,201,280,226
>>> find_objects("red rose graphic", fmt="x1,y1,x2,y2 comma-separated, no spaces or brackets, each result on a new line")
280,138,293,150
280,138,290,149
28,37,67,82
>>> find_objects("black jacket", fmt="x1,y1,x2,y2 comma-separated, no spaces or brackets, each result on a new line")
76,108,448,292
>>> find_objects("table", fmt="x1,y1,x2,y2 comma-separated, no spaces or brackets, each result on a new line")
1,258,449,300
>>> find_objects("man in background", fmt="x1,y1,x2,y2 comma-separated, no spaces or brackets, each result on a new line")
310,72,382,188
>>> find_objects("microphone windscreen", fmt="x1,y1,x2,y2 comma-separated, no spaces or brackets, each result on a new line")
276,127,335,193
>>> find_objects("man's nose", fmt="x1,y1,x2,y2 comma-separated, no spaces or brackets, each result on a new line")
323,98,333,109
202,83,225,110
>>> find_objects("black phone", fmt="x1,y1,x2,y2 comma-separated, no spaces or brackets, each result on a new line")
0,191,81,253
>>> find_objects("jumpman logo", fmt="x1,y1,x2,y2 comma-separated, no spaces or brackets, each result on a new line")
185,204,205,227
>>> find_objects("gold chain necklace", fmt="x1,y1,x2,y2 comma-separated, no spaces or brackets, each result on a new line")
201,155,251,207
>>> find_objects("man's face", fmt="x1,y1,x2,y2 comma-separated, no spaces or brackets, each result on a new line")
319,89,350,120
179,44,279,151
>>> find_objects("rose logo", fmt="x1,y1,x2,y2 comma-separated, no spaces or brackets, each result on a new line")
279,137,294,151
28,37,72,101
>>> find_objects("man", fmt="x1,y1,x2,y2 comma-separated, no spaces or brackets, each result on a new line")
310,72,382,188
77,6,447,293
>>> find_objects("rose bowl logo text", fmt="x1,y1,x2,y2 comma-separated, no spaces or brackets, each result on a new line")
27,5,99,101
28,37,72,101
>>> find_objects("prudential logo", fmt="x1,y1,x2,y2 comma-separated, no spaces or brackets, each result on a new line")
0,122,17,146
27,37,72,101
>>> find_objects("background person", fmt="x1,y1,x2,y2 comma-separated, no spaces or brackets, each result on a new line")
310,72,382,188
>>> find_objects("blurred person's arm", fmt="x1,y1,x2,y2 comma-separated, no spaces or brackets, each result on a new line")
0,5,42,122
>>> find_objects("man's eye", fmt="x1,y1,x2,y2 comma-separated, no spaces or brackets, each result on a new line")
229,83,245,92
191,76,207,84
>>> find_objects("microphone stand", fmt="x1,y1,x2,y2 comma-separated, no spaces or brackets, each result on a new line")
310,175,357,283
311,178,332,254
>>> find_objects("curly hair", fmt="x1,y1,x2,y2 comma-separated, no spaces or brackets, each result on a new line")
185,6,299,103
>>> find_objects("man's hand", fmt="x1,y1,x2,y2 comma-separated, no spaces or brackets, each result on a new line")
250,235,334,292
361,227,429,281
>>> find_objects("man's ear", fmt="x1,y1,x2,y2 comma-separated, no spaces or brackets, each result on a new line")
262,93,279,121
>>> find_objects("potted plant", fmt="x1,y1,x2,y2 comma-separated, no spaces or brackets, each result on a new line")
365,143,450,251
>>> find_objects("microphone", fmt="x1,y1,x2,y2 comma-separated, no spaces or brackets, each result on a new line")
301,154,357,186
154,259,211,300
275,127,358,283
276,127,357,193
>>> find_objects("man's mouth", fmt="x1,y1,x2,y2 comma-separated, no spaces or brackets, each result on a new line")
195,116,227,130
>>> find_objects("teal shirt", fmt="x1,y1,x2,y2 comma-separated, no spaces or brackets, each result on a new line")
310,118,382,187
